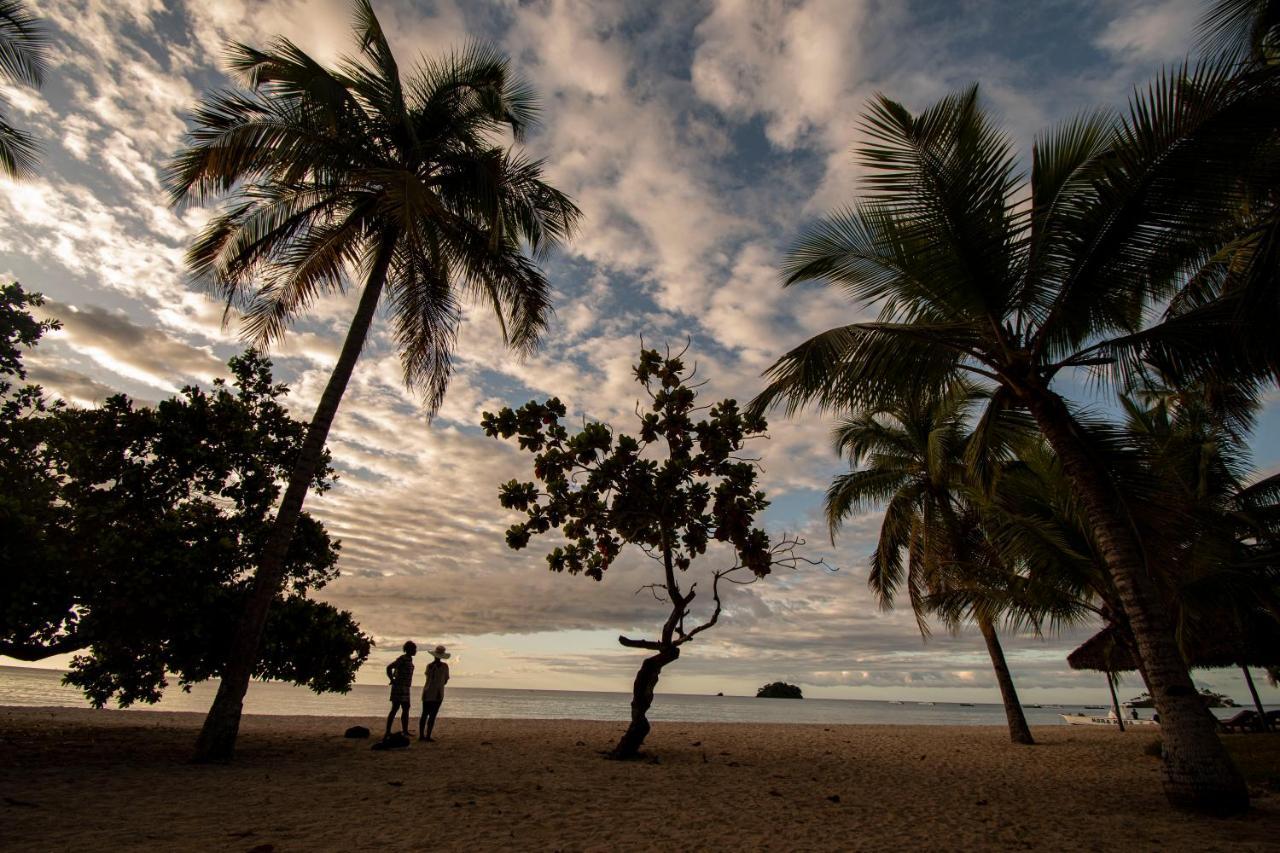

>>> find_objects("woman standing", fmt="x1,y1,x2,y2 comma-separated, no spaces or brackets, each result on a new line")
418,645,451,742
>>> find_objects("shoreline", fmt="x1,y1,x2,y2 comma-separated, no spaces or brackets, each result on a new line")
5,707,1278,851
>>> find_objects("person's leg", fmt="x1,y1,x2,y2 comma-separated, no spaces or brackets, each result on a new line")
426,700,442,739
400,701,411,736
418,701,428,740
385,701,399,737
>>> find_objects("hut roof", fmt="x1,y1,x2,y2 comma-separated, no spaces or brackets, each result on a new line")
1067,617,1280,673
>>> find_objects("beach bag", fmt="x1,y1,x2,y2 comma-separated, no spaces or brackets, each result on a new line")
344,726,370,739
372,732,411,750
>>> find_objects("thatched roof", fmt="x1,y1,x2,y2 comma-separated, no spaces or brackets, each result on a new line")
1068,618,1280,672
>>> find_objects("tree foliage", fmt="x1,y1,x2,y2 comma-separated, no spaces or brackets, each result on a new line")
0,284,371,706
0,0,48,177
483,347,818,757
756,681,803,699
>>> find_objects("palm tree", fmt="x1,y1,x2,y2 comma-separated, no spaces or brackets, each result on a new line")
751,75,1278,811
0,0,48,178
826,386,1036,743
166,0,581,762
1200,0,1280,60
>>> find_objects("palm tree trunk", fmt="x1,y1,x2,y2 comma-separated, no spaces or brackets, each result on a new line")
193,236,398,763
1241,664,1268,732
1025,390,1247,813
977,616,1034,744
1107,671,1126,732
610,645,679,759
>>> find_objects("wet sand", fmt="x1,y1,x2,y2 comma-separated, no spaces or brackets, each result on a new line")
1,706,1276,851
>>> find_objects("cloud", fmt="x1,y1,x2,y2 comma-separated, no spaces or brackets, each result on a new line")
39,300,224,392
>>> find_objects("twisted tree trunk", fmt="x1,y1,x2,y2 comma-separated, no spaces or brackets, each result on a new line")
610,645,679,759
977,616,1034,744
193,236,397,763
1025,389,1247,814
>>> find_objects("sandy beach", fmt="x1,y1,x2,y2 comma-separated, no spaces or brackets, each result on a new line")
1,707,1276,851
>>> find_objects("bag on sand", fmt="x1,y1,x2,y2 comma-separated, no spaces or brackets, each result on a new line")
372,732,411,750
344,726,371,739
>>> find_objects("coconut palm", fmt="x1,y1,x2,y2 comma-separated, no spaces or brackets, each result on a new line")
166,0,581,761
751,72,1280,811
1200,0,1280,60
0,0,48,177
826,386,1036,743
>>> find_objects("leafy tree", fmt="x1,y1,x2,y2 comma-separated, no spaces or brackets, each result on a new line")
165,0,580,760
756,682,802,699
483,348,817,759
0,0,47,177
826,385,1036,744
750,74,1277,811
0,285,371,705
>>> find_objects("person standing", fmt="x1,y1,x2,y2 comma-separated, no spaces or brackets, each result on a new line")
418,645,451,741
384,641,416,740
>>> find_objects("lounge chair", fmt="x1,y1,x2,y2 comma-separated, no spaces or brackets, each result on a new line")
1265,709,1280,731
1219,710,1259,733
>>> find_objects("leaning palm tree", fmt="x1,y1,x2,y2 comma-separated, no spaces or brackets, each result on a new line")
0,0,48,177
826,385,1036,744
166,0,580,762
752,73,1278,811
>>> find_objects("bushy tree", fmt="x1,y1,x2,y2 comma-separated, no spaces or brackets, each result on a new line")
483,348,818,758
0,284,371,706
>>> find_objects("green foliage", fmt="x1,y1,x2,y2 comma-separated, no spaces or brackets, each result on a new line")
165,0,581,413
756,681,803,699
0,1,48,177
483,348,774,584
0,289,371,706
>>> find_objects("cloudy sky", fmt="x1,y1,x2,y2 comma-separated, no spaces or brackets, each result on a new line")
3,0,1278,706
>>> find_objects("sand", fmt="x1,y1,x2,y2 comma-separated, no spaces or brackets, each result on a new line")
1,706,1276,851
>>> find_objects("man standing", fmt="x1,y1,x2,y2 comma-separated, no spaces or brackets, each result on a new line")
418,644,451,742
384,641,416,740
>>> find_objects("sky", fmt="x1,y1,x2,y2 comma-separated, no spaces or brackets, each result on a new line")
2,0,1277,707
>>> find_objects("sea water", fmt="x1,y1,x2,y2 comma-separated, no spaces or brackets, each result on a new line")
0,666,1226,726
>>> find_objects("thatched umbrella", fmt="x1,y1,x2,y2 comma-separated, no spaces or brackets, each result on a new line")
1068,618,1280,729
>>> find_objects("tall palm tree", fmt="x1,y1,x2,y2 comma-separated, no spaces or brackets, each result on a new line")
0,0,48,178
825,385,1036,744
166,0,581,762
751,74,1277,811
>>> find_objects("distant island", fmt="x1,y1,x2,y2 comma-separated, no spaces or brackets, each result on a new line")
757,682,803,699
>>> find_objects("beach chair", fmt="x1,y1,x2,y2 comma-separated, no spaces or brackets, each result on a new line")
1218,710,1258,733
1265,710,1280,731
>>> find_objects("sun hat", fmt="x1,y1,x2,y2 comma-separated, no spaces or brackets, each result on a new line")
431,644,451,659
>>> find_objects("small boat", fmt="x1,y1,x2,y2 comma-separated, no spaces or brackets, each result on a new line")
958,703,974,707
1060,706,1159,728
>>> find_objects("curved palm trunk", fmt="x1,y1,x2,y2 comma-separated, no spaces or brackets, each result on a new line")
1241,665,1269,732
1026,390,1247,814
610,645,679,759
977,616,1034,744
194,237,397,763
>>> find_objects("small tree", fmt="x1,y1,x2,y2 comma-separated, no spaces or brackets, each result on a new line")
483,347,817,759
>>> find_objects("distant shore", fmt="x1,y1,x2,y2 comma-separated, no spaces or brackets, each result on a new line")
3,707,1277,851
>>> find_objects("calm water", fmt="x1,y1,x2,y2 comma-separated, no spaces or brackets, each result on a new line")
0,666,1224,727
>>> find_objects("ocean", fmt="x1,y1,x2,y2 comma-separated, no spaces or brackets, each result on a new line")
2,665,1238,727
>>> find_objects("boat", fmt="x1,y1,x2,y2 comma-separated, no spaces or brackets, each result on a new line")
1060,705,1159,727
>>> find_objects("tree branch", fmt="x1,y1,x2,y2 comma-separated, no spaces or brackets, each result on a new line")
618,635,664,650
0,635,85,661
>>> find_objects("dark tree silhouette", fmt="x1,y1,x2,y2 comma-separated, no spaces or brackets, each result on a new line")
756,682,803,699
0,285,370,704
483,347,821,758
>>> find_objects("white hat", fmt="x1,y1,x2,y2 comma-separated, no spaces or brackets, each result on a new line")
431,644,451,659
